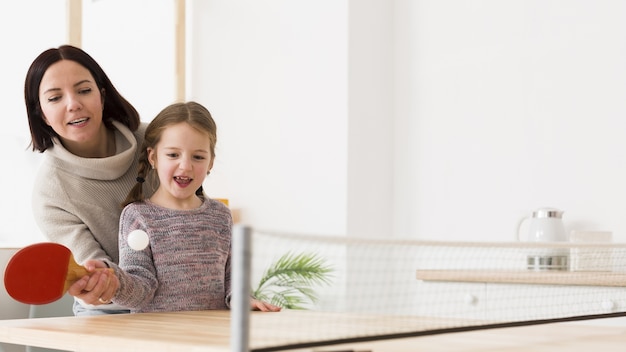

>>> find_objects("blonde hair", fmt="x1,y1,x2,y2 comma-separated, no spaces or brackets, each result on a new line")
121,101,217,207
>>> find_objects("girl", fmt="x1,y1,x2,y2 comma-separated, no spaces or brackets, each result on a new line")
103,101,280,313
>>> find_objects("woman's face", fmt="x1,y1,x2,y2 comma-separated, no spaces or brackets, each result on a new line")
39,60,105,154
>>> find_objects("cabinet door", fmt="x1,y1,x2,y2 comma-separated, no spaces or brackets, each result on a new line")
415,281,486,320
1,248,29,352
484,283,626,322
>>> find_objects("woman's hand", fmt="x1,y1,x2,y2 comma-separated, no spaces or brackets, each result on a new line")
251,298,282,312
67,259,119,305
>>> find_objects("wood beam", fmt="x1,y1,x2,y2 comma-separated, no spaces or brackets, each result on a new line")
67,0,82,47
175,0,186,101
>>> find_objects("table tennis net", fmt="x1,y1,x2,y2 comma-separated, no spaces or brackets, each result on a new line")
244,230,626,351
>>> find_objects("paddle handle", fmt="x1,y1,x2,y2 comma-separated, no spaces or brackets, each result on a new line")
63,258,114,292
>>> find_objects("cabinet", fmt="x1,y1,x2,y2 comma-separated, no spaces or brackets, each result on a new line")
1,248,29,352
485,283,626,321
415,281,487,320
415,270,626,322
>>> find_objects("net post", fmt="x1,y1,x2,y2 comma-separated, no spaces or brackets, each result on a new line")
230,224,251,352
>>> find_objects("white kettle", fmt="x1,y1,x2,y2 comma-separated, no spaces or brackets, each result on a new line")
516,207,569,271
516,207,567,242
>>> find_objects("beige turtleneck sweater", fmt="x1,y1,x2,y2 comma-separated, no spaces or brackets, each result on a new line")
31,121,152,265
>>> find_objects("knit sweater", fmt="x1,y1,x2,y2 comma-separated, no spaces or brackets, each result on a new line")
31,121,151,265
112,198,233,313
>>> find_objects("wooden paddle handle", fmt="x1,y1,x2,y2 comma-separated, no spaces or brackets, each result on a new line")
67,264,88,281
63,258,114,292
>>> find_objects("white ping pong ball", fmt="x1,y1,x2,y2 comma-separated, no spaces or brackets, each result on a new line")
127,229,149,250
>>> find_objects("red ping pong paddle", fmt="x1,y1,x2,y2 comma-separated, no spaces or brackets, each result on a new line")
3,242,111,305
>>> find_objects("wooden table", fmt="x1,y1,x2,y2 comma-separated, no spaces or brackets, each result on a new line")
1,309,626,351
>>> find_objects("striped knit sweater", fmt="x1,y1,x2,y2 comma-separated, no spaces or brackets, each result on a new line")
112,198,233,313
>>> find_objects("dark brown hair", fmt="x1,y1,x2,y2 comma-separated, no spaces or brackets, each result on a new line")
24,45,140,152
122,101,217,207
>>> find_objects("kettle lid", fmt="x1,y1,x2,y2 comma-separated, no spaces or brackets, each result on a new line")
533,207,563,219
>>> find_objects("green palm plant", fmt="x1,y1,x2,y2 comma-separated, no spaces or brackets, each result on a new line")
252,251,333,309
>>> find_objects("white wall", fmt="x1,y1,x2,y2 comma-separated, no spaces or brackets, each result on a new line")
82,0,176,122
190,0,349,236
191,0,626,243
395,0,626,242
0,0,176,247
4,0,626,246
0,0,65,247
347,1,394,239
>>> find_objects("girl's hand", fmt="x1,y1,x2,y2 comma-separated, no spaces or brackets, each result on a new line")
67,259,119,305
251,298,282,312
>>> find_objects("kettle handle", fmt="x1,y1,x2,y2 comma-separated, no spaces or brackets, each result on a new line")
516,216,529,241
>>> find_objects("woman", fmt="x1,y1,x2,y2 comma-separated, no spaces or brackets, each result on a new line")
24,45,154,315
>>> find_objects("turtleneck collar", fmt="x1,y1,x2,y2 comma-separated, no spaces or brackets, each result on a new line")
45,120,138,180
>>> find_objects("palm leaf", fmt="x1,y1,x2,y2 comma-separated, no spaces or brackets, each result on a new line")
253,252,333,309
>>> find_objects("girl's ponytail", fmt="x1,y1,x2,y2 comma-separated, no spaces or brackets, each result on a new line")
121,151,151,208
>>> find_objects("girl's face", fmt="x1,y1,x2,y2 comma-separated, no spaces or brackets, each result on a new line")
148,122,214,209
39,60,105,156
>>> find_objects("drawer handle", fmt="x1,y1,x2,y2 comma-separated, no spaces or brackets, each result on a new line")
601,300,615,311
464,294,478,305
